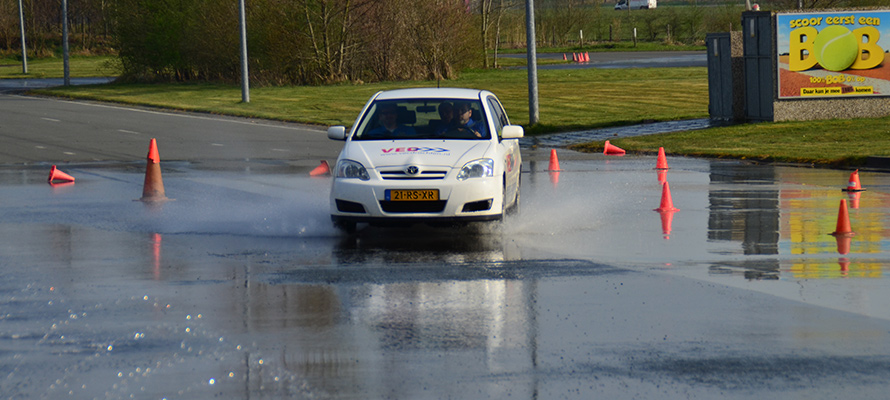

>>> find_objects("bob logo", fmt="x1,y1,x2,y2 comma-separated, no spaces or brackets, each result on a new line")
787,16,884,72
382,147,450,154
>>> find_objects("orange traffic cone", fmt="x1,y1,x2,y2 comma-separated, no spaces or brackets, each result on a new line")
140,138,169,202
655,147,669,170
842,169,865,192
48,165,75,183
585,52,590,62
310,160,331,177
548,149,561,171
603,140,626,156
563,53,567,61
654,181,679,212
830,198,854,237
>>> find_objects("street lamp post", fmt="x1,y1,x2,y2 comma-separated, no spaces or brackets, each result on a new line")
62,0,70,86
526,0,539,125
239,0,250,103
18,0,27,74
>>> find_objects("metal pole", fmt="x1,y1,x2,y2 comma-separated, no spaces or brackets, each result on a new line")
525,0,539,125
239,0,250,103
18,0,27,74
62,0,70,86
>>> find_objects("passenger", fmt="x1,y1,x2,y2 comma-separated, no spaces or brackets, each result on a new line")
445,102,486,138
367,103,416,137
433,102,454,134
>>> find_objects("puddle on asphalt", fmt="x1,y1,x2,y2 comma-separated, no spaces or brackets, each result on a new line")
4,158,890,398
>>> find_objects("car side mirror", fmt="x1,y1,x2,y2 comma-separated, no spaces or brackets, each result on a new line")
327,126,347,140
501,125,524,139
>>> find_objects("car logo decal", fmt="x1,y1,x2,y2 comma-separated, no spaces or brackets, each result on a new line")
381,147,450,155
406,166,419,175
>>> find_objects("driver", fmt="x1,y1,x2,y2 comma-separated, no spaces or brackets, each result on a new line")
438,102,486,138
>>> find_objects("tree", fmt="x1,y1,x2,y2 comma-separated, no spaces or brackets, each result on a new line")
478,0,519,69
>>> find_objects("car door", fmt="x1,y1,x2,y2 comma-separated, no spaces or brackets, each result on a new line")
486,95,521,207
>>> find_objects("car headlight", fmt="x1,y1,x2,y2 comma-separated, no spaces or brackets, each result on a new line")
336,159,370,181
457,159,495,181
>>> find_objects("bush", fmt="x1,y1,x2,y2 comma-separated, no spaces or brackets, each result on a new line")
108,0,478,85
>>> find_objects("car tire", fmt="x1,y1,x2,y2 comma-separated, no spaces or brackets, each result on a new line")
506,178,520,217
511,186,521,215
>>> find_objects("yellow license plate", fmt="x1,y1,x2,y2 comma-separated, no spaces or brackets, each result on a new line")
387,189,439,201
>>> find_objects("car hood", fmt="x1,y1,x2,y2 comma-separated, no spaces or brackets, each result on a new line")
343,140,493,169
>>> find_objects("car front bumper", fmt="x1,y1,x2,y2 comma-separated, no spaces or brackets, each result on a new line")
330,174,504,224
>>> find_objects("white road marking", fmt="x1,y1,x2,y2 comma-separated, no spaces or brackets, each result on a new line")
118,129,140,135
41,117,61,122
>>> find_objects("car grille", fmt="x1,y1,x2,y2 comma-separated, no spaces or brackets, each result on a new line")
379,169,448,180
379,200,447,213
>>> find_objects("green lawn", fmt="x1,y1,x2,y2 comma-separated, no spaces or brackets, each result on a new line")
571,117,890,167
0,56,118,78
33,67,710,135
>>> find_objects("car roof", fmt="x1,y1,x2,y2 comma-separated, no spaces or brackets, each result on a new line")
373,88,491,101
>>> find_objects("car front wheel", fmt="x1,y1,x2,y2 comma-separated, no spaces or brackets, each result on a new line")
504,176,520,216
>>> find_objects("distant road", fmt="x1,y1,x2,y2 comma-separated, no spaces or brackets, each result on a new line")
0,77,115,93
0,94,341,165
504,51,706,69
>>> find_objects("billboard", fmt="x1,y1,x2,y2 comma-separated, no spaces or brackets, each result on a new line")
777,11,890,99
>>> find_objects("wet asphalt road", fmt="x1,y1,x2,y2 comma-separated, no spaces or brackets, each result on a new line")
0,93,334,166
4,94,890,399
0,77,115,92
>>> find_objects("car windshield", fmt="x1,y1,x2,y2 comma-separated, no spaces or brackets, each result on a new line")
353,99,490,141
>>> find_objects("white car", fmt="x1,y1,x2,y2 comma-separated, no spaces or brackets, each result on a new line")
615,0,656,9
327,88,524,232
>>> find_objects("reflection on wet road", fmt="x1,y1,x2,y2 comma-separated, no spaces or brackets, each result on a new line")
3,154,890,399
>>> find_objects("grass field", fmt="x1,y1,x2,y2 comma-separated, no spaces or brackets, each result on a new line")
571,117,890,167
31,67,710,135
0,56,118,79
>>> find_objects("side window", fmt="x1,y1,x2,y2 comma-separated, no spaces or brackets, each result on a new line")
486,97,508,139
